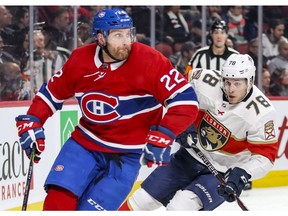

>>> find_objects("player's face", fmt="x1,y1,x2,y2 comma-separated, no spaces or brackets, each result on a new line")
106,29,134,60
223,78,248,104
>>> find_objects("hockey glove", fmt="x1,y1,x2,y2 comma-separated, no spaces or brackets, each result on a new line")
15,114,45,163
141,125,175,167
217,167,251,202
175,124,198,148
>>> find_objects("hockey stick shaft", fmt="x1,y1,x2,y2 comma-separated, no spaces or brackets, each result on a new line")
22,144,36,211
187,135,249,211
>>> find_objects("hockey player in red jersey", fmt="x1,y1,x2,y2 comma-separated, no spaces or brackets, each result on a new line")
119,54,278,210
15,8,199,210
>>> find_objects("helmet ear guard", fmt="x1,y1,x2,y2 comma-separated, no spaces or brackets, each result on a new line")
95,31,106,46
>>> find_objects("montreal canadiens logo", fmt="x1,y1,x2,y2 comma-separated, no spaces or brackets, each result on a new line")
98,11,105,18
80,92,121,123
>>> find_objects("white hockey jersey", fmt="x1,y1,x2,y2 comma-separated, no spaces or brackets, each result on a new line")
186,69,278,180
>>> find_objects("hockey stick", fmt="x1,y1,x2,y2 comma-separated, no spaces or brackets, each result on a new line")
22,144,36,211
187,135,249,211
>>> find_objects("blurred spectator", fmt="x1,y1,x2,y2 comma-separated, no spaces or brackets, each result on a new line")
263,6,286,24
10,6,29,32
162,6,190,48
187,19,238,72
262,67,272,96
42,26,71,69
244,6,258,42
33,30,54,61
283,7,288,38
190,20,203,46
77,21,93,47
247,37,268,86
41,8,72,71
222,6,246,44
169,41,198,75
130,6,178,49
130,6,152,44
269,68,288,96
42,6,73,51
80,6,107,46
11,27,69,95
86,6,107,18
10,28,29,72
206,6,223,29
182,6,201,32
225,37,237,50
262,18,287,61
72,6,92,24
24,30,63,93
0,62,26,101
267,39,288,74
32,30,52,90
0,34,15,63
0,5,15,46
129,6,165,46
37,6,60,27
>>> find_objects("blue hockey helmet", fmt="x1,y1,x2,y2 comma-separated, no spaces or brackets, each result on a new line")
93,8,134,38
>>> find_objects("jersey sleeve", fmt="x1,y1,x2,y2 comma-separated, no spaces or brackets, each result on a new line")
27,50,79,124
145,53,199,136
234,91,278,179
235,109,278,180
247,109,279,162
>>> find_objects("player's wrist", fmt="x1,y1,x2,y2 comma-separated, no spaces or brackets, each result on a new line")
146,125,175,148
16,114,43,135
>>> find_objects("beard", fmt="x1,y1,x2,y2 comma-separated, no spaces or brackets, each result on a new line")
106,43,132,61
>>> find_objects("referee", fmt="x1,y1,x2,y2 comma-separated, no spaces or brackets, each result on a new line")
186,20,239,72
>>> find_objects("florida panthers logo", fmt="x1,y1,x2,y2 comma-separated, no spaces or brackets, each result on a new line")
198,111,231,151
80,92,121,123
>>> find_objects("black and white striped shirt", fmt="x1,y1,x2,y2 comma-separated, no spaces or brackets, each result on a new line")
188,45,239,71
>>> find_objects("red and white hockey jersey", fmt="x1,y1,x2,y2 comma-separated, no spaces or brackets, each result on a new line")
27,42,199,154
186,69,278,180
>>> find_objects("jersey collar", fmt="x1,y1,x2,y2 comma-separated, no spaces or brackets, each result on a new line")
94,45,127,71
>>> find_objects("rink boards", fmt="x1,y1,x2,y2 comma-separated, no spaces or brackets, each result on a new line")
0,97,287,210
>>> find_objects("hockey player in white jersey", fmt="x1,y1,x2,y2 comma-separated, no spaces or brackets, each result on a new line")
119,53,278,211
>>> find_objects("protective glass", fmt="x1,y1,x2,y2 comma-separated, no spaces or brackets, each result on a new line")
107,27,136,45
0,76,23,100
223,78,248,93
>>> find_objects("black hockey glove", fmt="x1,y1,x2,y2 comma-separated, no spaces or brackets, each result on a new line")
175,124,198,148
217,167,251,202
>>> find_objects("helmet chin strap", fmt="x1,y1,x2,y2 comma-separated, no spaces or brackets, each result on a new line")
100,44,122,62
246,79,254,96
